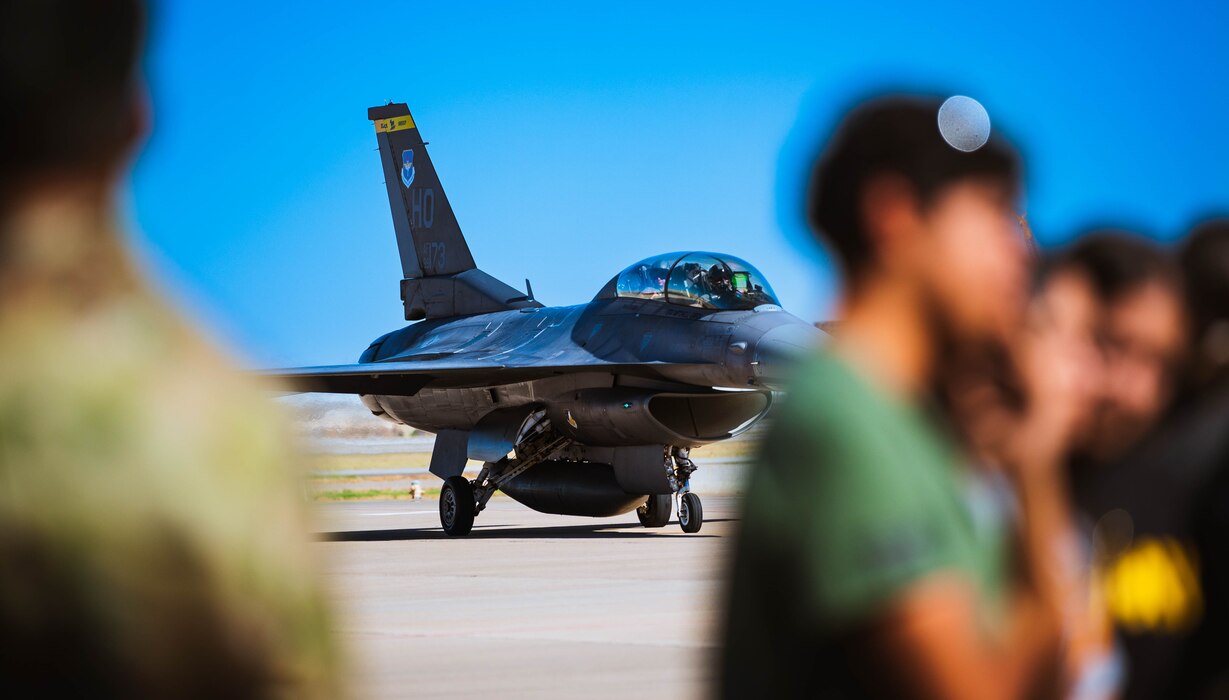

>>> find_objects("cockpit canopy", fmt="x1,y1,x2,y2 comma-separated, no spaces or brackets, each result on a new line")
598,252,780,311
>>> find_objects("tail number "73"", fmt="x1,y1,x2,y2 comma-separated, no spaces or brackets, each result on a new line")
421,242,447,273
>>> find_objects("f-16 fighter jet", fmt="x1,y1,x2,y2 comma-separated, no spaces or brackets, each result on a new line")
269,103,820,535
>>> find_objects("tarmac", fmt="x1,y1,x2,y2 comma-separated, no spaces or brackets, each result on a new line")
313,496,741,699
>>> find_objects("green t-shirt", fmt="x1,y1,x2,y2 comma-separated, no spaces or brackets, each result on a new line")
720,352,1008,697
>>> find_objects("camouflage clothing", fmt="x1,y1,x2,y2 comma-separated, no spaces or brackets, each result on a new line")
0,197,338,697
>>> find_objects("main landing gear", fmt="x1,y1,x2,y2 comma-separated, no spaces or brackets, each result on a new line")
637,494,671,528
439,476,475,536
439,410,568,537
637,446,704,533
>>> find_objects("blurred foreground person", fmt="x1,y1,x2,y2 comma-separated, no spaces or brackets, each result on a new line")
1059,234,1187,472
1048,234,1187,699
0,2,337,696
957,233,1187,699
720,97,1071,699
956,231,1195,700
1172,218,1229,700
1179,219,1229,394
1076,220,1229,700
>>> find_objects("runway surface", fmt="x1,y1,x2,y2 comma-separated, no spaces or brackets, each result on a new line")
313,496,741,699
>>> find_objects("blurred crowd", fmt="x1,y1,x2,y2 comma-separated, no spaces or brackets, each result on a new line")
721,97,1229,699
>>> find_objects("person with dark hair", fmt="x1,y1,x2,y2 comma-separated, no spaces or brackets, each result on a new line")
0,0,146,191
1170,218,1229,700
0,1,338,696
1070,219,1229,700
1055,232,1187,466
719,96,1073,699
1180,219,1229,390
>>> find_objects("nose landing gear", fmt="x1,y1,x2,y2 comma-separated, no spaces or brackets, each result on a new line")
645,446,702,534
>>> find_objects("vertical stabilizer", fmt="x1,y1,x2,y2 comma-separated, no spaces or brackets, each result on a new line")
369,102,475,278
368,103,540,320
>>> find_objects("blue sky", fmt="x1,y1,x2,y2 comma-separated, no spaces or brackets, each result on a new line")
127,0,1229,367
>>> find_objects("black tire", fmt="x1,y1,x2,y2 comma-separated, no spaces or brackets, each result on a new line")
678,492,703,534
637,494,672,528
440,476,476,536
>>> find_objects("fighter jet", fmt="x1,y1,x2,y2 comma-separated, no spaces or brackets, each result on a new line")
269,103,820,535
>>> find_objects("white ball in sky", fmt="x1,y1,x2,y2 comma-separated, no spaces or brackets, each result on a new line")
937,95,991,152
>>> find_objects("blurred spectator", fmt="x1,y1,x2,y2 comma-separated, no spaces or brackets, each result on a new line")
720,96,1072,699
0,1,338,696
1059,234,1187,469
943,247,1131,699
1172,218,1229,699
971,232,1186,699
1015,257,1119,700
1074,219,1229,699
1180,219,1229,392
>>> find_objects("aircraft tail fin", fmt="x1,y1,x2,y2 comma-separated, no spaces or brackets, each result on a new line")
369,103,538,320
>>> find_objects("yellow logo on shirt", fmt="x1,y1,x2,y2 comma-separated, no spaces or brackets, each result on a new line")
1099,536,1202,634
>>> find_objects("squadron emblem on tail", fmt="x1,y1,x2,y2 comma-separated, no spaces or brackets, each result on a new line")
400,149,415,188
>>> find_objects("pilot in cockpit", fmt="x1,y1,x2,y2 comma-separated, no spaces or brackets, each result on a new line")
706,264,735,305
677,262,706,299
630,264,668,298
612,253,779,309
649,266,669,292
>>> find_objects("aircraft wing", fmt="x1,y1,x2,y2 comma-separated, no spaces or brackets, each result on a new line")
263,358,715,396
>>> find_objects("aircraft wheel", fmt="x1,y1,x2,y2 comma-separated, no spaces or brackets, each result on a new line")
440,476,476,536
678,492,703,534
637,494,672,528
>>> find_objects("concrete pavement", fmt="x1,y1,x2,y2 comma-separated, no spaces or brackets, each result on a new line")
312,497,741,699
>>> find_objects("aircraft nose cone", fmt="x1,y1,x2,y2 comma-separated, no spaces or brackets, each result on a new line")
752,322,822,388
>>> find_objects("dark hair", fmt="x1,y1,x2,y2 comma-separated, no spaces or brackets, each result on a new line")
807,95,1021,279
0,0,145,188
1055,231,1181,303
1179,218,1229,337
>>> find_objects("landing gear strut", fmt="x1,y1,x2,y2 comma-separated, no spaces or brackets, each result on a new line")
670,446,703,534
